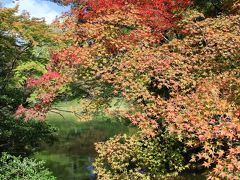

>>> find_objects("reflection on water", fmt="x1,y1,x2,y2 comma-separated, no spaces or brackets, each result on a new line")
34,126,126,180
35,153,94,180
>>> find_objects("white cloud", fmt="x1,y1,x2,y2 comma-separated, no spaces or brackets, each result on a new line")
5,0,61,24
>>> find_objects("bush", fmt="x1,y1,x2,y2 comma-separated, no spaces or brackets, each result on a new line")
0,153,56,180
94,130,188,179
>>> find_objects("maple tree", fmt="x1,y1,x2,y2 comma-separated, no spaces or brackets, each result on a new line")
0,6,58,155
17,0,240,179
93,9,240,179
17,0,191,120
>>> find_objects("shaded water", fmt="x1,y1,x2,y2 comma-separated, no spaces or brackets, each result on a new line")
34,113,134,180
35,129,100,179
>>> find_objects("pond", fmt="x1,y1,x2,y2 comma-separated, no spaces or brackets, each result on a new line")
33,112,134,180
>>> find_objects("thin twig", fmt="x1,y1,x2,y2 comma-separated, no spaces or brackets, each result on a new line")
49,110,66,120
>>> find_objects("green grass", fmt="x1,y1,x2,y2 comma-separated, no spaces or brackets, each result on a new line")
46,99,136,136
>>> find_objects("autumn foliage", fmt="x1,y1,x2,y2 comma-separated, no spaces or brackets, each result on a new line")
17,0,240,179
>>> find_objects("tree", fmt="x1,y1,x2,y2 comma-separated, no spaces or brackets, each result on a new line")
17,0,191,120
0,6,58,155
18,0,240,179
0,6,57,111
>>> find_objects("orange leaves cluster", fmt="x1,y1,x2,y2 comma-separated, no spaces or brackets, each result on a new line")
96,11,240,177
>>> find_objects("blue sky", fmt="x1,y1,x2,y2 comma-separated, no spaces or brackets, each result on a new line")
2,0,69,23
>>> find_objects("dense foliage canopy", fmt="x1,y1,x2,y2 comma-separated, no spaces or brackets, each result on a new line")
7,0,240,179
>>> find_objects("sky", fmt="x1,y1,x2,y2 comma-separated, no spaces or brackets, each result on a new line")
2,0,69,24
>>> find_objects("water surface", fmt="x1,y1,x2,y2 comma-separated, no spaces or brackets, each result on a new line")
34,112,134,180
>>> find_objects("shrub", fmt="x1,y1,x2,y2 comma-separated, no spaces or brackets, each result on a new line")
94,130,188,179
0,153,56,180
